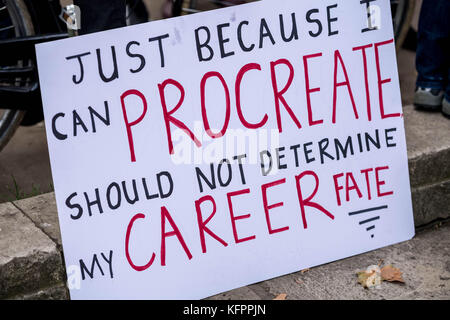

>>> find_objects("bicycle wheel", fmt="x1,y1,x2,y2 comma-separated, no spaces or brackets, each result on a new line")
0,0,35,152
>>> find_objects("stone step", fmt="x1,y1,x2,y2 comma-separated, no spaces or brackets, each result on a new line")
405,104,450,188
0,202,66,299
404,105,450,226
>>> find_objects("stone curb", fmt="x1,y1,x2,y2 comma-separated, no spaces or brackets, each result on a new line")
411,180,450,227
405,105,450,188
403,105,450,227
0,202,67,299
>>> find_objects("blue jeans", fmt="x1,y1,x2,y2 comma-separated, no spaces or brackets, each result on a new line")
416,0,450,101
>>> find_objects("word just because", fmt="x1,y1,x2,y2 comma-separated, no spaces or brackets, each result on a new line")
53,35,400,161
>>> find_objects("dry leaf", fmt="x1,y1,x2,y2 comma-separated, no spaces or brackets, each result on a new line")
301,268,310,274
273,293,287,300
381,265,405,283
357,265,382,288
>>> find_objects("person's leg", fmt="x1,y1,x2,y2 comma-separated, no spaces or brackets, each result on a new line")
73,0,126,35
414,0,450,110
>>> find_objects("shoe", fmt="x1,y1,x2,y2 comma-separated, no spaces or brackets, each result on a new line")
414,87,444,111
442,98,450,118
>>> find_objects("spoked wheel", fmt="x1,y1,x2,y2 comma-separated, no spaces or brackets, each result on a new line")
0,0,34,152
0,0,34,151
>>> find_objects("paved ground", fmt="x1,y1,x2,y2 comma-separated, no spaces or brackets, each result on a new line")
209,221,450,300
0,122,53,202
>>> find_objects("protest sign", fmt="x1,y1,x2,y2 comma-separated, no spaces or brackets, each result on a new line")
36,0,415,299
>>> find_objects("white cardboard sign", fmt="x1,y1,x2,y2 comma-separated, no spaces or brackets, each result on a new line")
36,0,415,299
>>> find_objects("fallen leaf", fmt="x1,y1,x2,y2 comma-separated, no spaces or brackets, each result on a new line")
357,265,382,288
301,268,310,274
295,278,303,285
381,265,405,283
357,271,369,286
273,293,287,300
